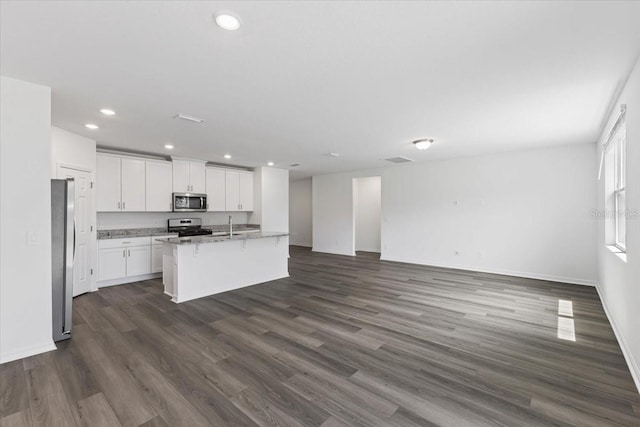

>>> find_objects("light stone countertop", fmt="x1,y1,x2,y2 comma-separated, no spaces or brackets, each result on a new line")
156,231,289,245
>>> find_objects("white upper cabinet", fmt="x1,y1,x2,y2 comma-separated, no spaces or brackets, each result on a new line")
239,171,254,211
96,154,122,212
190,162,206,193
97,154,145,212
120,158,146,211
206,167,226,211
172,159,206,193
225,170,240,211
146,160,173,212
224,170,254,211
172,159,190,193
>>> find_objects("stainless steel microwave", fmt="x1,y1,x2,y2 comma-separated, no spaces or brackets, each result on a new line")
172,192,207,212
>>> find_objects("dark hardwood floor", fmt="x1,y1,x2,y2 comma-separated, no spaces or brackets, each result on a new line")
2,246,639,426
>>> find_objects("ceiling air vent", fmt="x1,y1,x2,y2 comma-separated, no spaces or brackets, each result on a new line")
384,156,413,164
290,163,300,167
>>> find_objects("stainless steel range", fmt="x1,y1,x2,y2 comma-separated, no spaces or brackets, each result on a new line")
168,218,213,237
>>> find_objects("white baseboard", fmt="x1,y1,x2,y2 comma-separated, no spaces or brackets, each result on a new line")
97,272,162,288
595,284,640,394
312,247,355,257
0,341,57,364
379,256,597,287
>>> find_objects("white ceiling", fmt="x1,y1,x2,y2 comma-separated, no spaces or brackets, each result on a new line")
2,1,639,179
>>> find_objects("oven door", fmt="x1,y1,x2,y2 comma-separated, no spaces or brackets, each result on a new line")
173,193,207,212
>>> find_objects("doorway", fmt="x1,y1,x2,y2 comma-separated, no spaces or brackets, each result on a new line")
57,165,94,296
353,176,381,255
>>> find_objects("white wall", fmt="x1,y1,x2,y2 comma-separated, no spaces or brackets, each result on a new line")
97,211,249,230
51,127,96,176
0,76,56,363
313,143,598,285
354,176,381,252
250,167,289,232
596,57,640,391
289,178,312,247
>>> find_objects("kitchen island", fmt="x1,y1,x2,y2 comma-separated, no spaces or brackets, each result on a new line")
158,232,289,303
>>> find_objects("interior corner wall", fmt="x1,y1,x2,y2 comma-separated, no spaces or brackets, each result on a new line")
1,76,56,363
250,167,289,232
51,126,96,176
596,56,640,391
289,178,313,247
312,143,598,285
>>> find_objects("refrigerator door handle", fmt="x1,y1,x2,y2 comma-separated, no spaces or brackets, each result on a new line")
63,179,75,335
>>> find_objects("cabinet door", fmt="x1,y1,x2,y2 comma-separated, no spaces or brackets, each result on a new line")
151,244,163,273
225,170,240,211
121,158,146,211
206,167,226,211
172,160,190,193
126,245,151,277
96,154,121,212
146,161,173,212
189,162,206,193
98,247,127,281
238,171,254,211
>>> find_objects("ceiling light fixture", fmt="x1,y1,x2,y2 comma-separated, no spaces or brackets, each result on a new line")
174,113,204,123
85,124,99,130
413,139,434,150
214,12,241,31
267,161,274,166
164,144,174,150
224,154,232,159
100,108,115,116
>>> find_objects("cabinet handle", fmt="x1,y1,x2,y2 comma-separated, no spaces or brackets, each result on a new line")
128,249,131,257
170,202,172,211
117,202,121,209
123,201,126,210
122,249,125,257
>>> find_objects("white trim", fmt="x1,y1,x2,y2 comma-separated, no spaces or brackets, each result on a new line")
0,341,57,364
379,256,597,287
97,272,162,288
312,247,356,257
595,283,640,394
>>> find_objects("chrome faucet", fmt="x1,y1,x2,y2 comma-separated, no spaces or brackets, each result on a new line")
229,215,233,237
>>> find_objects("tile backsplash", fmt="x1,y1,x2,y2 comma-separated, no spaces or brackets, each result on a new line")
97,211,250,230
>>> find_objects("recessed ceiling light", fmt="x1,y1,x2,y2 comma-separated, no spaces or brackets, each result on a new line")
413,139,434,150
224,154,232,159
214,12,240,31
267,162,274,166
164,144,174,150
85,124,99,130
100,108,115,116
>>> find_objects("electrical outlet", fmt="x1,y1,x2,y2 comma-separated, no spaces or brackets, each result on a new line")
454,250,460,256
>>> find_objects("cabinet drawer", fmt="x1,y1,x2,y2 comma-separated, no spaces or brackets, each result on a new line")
151,234,178,244
98,236,151,249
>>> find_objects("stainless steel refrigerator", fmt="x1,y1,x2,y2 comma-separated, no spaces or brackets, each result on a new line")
51,178,74,342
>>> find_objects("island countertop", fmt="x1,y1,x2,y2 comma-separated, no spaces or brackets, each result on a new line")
156,231,289,245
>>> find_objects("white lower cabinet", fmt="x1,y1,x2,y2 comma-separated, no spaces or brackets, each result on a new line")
98,237,151,283
97,247,127,281
98,235,177,285
126,245,152,276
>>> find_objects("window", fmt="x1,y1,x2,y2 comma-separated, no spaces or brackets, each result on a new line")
613,126,626,250
604,108,626,254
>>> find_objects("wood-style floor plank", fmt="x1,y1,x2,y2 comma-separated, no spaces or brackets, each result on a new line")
0,246,638,426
